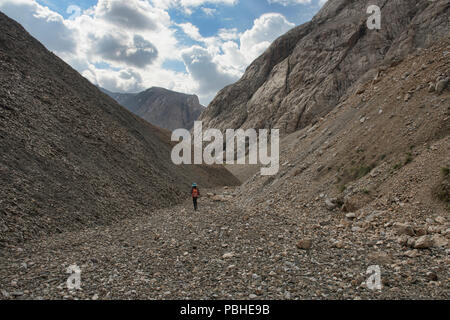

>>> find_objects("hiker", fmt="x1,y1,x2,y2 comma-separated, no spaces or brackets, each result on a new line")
191,183,200,211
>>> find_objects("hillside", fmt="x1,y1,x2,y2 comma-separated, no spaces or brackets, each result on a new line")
0,1,449,301
101,87,204,131
199,0,450,134
0,12,239,246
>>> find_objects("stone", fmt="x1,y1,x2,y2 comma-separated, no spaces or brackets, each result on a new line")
404,250,419,258
351,226,364,233
435,78,448,94
414,236,433,249
368,252,392,265
296,239,312,250
333,240,345,249
414,228,427,236
325,198,337,210
407,237,416,248
431,235,448,248
435,216,446,224
394,223,415,236
397,235,409,245
222,252,234,259
345,212,357,220
212,195,227,202
426,272,438,281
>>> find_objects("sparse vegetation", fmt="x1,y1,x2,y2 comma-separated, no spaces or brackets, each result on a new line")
393,162,403,171
433,167,450,210
352,163,376,179
404,152,414,165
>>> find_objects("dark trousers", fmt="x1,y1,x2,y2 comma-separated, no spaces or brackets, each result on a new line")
193,197,198,211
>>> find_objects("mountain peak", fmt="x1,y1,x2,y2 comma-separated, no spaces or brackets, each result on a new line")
102,86,204,131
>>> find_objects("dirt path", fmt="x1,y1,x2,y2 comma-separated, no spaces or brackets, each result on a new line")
0,187,448,300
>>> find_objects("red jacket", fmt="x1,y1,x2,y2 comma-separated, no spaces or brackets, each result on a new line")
191,187,200,198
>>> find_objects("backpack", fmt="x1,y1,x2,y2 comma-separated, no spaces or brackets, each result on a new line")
192,188,199,198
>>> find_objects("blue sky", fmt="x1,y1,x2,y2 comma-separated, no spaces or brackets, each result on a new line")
1,0,326,104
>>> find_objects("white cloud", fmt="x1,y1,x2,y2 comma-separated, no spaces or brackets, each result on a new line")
152,0,238,10
95,0,159,30
178,22,204,41
267,0,312,6
181,45,239,95
240,13,295,62
0,0,77,53
201,7,217,16
178,13,295,66
1,0,297,105
177,13,295,103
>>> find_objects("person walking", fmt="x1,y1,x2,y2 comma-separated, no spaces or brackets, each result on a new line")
191,183,200,211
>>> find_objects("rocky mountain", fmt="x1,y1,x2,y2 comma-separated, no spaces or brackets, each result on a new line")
200,0,450,134
101,87,204,131
0,12,239,246
0,2,449,301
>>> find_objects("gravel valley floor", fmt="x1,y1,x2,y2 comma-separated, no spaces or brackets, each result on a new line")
0,187,448,300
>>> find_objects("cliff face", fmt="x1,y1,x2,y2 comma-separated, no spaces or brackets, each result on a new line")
102,87,204,131
0,12,238,245
199,0,450,134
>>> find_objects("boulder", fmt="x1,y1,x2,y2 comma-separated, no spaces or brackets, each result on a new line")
414,236,434,249
435,78,448,94
394,223,415,236
296,239,312,250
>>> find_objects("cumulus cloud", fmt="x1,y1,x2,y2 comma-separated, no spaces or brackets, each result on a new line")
83,66,145,93
152,0,238,10
179,13,295,65
88,33,158,68
0,0,77,53
177,13,295,103
240,13,295,62
95,0,158,30
267,0,312,6
181,45,239,95
0,0,299,105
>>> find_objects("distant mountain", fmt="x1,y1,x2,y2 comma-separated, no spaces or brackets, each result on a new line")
0,12,239,246
101,87,204,131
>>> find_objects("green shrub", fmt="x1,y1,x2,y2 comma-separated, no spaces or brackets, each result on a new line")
393,163,402,170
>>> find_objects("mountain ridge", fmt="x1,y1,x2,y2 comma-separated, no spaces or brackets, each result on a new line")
200,0,450,134
101,86,204,131
0,11,239,246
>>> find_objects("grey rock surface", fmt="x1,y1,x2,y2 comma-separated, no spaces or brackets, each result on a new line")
200,0,450,134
